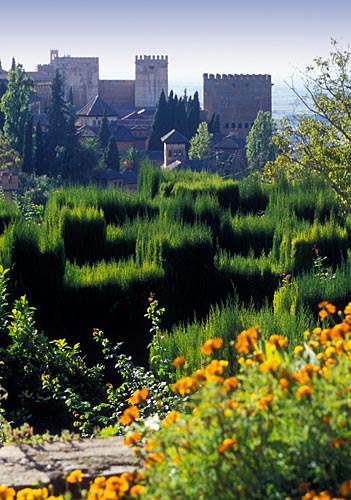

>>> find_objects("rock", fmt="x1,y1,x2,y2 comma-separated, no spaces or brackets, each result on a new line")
0,437,137,492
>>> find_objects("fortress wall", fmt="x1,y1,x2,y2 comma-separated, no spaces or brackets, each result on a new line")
135,55,168,108
98,80,135,108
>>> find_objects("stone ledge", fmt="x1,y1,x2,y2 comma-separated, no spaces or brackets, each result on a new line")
0,437,137,491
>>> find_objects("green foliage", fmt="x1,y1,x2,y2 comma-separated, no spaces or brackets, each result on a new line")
0,63,34,153
246,110,277,171
102,136,120,171
134,309,351,499
137,160,161,199
148,89,168,151
266,40,351,213
188,121,213,160
98,114,111,149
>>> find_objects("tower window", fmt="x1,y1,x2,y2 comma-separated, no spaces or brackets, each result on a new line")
231,122,236,128
238,123,242,129
245,123,249,128
225,123,229,128
149,66,154,70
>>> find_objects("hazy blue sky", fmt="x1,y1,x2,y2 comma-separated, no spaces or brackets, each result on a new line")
1,0,350,88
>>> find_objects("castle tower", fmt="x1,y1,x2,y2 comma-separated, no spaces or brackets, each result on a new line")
203,73,272,138
135,55,168,108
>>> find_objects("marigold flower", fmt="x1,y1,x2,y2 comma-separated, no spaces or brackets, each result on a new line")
120,405,140,425
66,470,83,484
339,479,351,496
105,475,129,495
201,337,223,355
259,358,280,373
130,484,146,496
218,437,237,453
279,377,290,389
268,334,288,348
128,388,149,405
257,393,274,409
296,385,314,399
294,345,304,355
145,452,165,466
223,376,239,391
171,376,199,396
0,486,16,500
235,326,259,354
173,355,185,367
124,431,142,446
330,322,350,339
163,410,180,427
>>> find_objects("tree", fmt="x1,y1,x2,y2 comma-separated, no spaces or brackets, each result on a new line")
22,114,34,174
34,121,46,175
175,98,189,138
187,91,200,139
266,40,351,212
0,132,21,170
0,63,34,153
0,82,6,132
188,121,213,161
98,114,111,150
246,110,277,172
103,136,120,170
121,146,140,169
208,113,220,134
148,90,169,151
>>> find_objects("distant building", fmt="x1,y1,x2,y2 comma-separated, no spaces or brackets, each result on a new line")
203,73,272,137
161,129,188,168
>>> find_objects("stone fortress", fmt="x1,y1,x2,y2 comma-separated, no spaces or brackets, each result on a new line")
2,49,271,138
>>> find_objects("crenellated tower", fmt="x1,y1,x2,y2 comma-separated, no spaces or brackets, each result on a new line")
203,73,272,137
135,55,168,108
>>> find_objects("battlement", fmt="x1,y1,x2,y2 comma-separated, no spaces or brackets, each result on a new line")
203,73,271,83
135,55,168,62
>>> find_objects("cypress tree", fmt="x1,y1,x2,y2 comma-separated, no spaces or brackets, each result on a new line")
187,91,200,139
22,114,34,174
148,89,169,151
103,136,120,170
11,57,16,71
208,113,221,134
34,121,46,175
60,115,79,179
175,98,189,138
98,113,111,149
0,82,6,131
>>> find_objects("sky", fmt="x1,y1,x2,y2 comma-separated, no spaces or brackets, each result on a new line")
1,0,350,91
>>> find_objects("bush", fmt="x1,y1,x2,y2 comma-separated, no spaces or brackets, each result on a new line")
119,300,351,500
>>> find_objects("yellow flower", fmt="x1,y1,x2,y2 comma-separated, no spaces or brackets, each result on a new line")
17,488,49,500
130,484,146,496
223,376,238,391
120,405,140,425
128,388,149,405
172,355,185,367
66,470,83,484
218,437,237,453
0,486,16,500
344,302,351,315
163,409,180,427
279,377,290,389
294,345,304,355
340,479,351,496
201,337,223,355
235,326,259,354
259,358,280,373
171,376,200,396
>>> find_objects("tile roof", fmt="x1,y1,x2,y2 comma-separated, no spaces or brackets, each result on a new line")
161,129,189,144
77,95,118,117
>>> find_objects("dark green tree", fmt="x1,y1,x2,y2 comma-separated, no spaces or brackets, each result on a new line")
11,57,16,71
0,63,34,153
98,114,111,149
103,136,120,170
34,121,46,175
148,90,169,151
208,113,220,134
0,82,6,131
175,98,189,138
187,91,200,139
246,110,277,172
22,114,34,174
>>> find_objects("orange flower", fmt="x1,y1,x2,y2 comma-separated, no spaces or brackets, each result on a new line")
235,326,259,354
296,385,314,399
201,338,223,355
145,452,165,466
340,479,351,496
279,377,290,389
120,405,140,425
223,376,239,391
128,388,149,405
66,470,83,483
268,334,288,348
344,302,351,315
124,431,142,446
163,410,180,427
257,393,274,409
0,487,16,500
218,437,237,453
259,358,280,373
173,355,185,367
171,376,200,396
130,484,146,496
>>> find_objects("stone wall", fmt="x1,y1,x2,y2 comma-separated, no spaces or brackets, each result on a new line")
135,55,168,108
203,73,272,137
99,80,135,108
